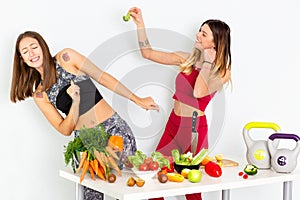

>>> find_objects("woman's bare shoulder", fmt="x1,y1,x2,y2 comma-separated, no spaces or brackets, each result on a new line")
55,48,85,72
55,48,79,63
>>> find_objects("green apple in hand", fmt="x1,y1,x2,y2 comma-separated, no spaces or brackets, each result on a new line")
187,169,202,183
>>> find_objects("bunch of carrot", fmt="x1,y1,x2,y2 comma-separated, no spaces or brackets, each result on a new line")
64,125,124,183
77,146,122,183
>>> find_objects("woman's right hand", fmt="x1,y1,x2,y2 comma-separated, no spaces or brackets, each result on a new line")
67,80,80,102
129,7,145,28
132,95,160,111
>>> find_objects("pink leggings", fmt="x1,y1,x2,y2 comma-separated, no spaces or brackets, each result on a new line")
151,110,208,200
156,110,208,156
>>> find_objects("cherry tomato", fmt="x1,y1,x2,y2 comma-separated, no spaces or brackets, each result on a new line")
149,161,159,171
204,161,222,177
139,163,149,171
144,157,153,165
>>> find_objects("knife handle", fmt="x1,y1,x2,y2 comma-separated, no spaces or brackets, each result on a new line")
192,111,198,132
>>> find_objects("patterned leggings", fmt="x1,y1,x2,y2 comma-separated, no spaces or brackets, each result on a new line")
74,112,137,200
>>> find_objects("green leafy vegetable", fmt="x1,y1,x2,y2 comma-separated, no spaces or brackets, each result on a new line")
79,124,110,151
64,137,85,173
151,151,170,168
63,124,110,173
171,149,180,163
127,150,170,169
172,148,210,165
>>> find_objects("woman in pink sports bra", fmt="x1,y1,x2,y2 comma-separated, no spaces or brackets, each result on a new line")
129,6,231,200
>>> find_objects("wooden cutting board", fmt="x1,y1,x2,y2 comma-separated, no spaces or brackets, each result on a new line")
221,159,239,167
200,159,239,168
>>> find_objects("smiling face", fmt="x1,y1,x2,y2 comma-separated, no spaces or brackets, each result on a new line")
194,24,215,50
19,37,43,69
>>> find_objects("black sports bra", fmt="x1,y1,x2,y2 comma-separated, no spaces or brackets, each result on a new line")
46,62,102,116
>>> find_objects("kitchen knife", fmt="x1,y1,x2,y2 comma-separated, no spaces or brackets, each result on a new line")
191,111,198,155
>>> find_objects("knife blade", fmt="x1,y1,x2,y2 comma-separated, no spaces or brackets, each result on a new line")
191,111,198,155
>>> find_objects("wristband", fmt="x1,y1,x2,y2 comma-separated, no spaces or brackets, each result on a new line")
203,60,213,65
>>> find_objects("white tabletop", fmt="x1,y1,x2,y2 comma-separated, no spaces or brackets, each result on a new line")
59,156,300,200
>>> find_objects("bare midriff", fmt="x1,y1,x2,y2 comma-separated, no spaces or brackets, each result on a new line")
75,99,115,130
173,100,205,117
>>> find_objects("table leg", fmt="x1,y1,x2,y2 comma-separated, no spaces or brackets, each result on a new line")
283,181,293,200
75,183,83,200
222,189,230,200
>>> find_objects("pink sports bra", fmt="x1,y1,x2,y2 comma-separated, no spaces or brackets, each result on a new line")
172,67,216,111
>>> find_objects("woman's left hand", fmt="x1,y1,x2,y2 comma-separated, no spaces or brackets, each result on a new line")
67,80,80,102
203,48,216,63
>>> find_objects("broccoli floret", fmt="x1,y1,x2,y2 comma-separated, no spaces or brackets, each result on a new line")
123,11,131,22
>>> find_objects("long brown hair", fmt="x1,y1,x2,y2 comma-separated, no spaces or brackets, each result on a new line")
10,31,56,102
180,19,231,78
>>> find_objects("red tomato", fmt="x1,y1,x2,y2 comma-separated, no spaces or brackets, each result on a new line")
144,157,153,165
205,161,222,177
139,163,149,171
149,161,159,171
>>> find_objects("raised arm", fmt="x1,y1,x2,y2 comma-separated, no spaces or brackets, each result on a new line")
129,7,186,66
57,48,159,111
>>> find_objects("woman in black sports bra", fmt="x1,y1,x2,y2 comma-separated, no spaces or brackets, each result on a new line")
10,31,159,200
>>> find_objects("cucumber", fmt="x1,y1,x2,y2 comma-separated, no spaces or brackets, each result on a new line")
191,148,209,165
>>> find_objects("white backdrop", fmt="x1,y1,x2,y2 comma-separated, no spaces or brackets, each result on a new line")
1,0,300,200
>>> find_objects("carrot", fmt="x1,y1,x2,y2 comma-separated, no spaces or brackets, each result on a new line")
106,146,120,160
77,151,88,173
100,151,110,173
96,165,106,180
94,150,107,175
93,159,99,176
89,162,95,180
98,164,106,177
80,159,89,183
107,156,122,176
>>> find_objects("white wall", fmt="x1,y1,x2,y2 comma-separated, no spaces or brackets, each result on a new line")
1,0,300,200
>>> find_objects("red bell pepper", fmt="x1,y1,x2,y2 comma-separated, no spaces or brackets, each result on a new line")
205,161,222,177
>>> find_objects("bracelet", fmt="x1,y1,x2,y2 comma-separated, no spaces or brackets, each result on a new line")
202,60,213,65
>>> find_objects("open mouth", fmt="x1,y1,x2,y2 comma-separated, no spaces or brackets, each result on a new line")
30,56,40,63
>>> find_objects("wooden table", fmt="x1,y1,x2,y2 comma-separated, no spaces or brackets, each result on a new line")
59,157,300,200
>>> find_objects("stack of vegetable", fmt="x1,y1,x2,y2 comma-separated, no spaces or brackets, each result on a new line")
172,148,210,166
64,125,123,183
127,150,170,170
